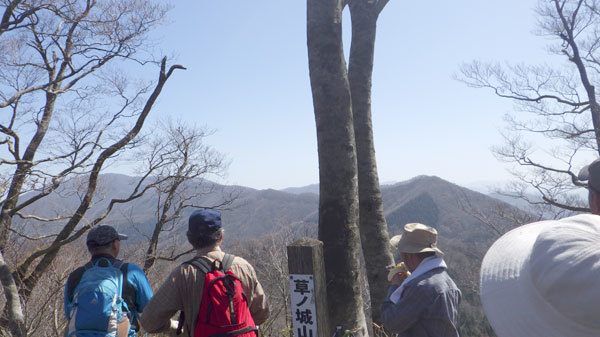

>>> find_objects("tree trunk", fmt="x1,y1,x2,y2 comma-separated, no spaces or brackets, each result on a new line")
0,91,58,251
143,178,178,272
307,0,367,335
0,251,25,336
347,0,393,325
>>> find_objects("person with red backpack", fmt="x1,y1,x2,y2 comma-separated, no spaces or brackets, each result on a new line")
140,208,270,336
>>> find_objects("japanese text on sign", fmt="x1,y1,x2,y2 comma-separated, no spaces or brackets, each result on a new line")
290,274,317,337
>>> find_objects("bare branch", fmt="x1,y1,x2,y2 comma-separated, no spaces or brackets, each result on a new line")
9,227,58,241
13,212,70,222
0,0,46,36
154,248,194,262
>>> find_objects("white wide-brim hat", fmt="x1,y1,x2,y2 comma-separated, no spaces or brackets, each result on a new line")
480,214,600,337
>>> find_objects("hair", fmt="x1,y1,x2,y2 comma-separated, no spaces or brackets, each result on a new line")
588,187,600,215
86,240,114,255
187,228,223,249
589,183,600,195
415,251,436,260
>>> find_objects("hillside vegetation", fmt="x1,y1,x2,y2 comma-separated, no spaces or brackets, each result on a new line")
15,174,528,336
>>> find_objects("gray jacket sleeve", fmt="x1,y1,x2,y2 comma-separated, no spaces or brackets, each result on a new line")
380,283,432,333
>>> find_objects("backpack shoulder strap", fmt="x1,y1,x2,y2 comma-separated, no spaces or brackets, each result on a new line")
177,256,211,333
66,265,87,301
117,261,127,279
67,260,98,300
118,262,134,308
221,253,235,272
118,261,141,332
183,256,212,274
111,260,125,299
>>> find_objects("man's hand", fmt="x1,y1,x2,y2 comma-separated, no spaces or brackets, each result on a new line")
387,262,410,285
390,272,408,286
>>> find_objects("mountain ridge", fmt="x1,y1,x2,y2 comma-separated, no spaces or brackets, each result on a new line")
16,173,520,336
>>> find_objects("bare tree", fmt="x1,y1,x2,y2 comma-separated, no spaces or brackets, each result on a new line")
458,0,600,215
3,57,183,336
307,0,367,335
139,121,232,272
0,0,46,36
347,0,394,325
0,1,183,335
15,243,80,336
229,223,300,337
456,189,540,237
308,0,395,332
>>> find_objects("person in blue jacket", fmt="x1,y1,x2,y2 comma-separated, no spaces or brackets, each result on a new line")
64,225,153,336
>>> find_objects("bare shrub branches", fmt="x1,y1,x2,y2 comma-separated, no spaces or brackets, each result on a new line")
457,0,600,214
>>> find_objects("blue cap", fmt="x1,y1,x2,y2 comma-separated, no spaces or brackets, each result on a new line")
189,209,222,232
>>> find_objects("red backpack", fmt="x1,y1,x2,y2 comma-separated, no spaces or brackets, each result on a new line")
184,254,258,337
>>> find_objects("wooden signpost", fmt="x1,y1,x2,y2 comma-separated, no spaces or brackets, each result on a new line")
287,238,330,337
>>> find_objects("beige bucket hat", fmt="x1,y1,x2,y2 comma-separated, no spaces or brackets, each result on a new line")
389,223,443,255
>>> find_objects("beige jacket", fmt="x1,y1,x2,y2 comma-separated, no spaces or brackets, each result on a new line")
140,246,269,336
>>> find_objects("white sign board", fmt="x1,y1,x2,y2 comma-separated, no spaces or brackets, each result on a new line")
290,274,317,337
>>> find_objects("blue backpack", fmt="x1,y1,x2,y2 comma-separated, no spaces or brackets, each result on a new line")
65,258,129,337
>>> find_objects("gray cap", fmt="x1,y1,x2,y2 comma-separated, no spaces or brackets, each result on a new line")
579,158,600,192
87,225,128,246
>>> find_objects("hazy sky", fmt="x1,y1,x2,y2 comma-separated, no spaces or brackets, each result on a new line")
145,0,559,190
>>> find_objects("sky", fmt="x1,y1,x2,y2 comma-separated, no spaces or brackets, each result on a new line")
141,0,558,191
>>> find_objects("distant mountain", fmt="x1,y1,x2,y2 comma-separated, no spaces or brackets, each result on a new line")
280,176,423,195
280,184,319,195
17,174,319,242
221,188,318,237
486,192,536,212
19,173,521,256
18,173,525,336
466,182,541,212
280,175,523,336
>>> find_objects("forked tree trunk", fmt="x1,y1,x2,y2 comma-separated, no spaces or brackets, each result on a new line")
347,0,393,325
307,0,367,335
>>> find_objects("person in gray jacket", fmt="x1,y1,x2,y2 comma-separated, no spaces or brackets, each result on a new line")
381,223,461,337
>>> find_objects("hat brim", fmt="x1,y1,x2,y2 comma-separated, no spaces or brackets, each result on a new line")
389,234,444,255
579,164,590,181
390,235,402,248
481,219,600,337
118,233,128,241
